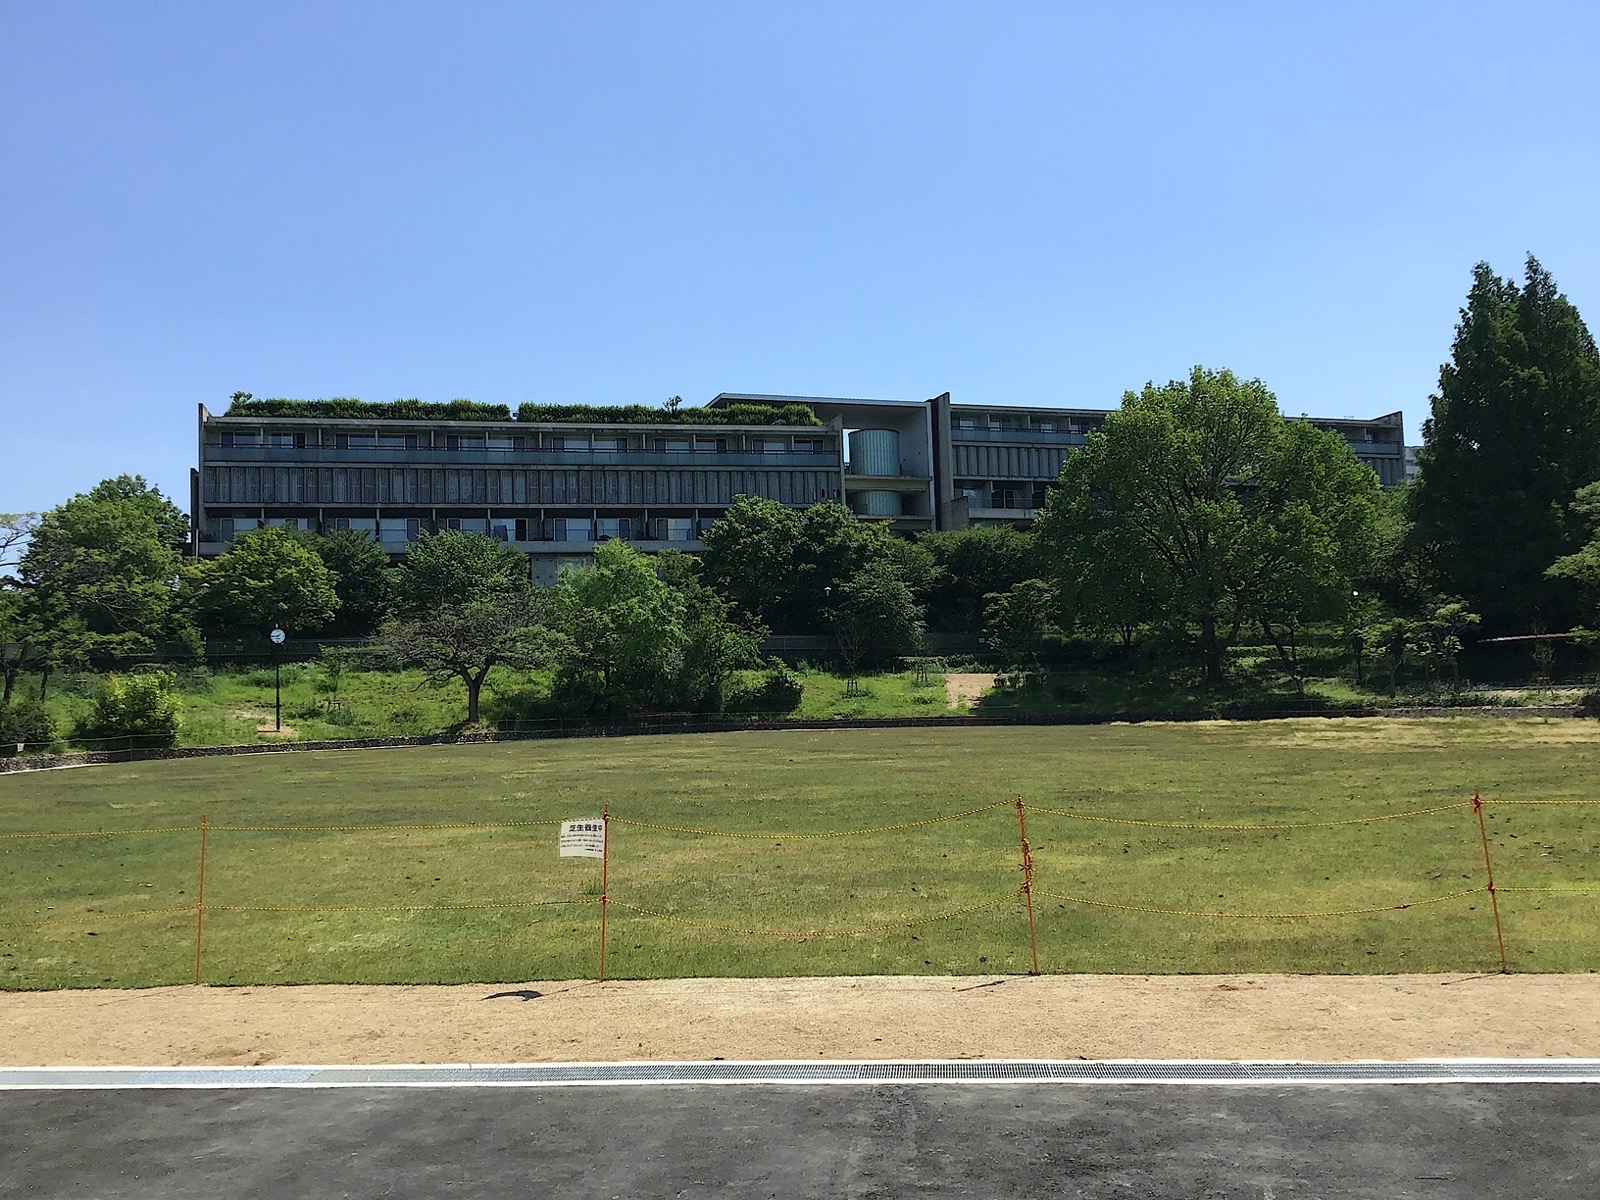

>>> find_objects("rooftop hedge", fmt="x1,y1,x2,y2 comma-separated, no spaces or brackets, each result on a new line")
227,398,513,421
224,397,821,427
515,402,820,426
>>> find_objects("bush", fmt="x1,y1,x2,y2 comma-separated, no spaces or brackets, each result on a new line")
1579,690,1600,719
79,671,181,747
0,700,56,754
739,664,804,713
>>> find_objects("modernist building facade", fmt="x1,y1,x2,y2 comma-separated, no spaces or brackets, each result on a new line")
193,395,1406,581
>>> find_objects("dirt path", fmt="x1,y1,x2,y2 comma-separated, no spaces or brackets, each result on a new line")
3,974,1597,1066
944,673,996,708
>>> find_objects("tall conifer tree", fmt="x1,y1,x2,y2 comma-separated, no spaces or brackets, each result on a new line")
1410,257,1600,630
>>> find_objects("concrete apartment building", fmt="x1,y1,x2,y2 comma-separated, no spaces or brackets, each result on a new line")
192,394,1406,582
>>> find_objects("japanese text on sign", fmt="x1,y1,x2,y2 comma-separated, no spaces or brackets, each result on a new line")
559,819,606,858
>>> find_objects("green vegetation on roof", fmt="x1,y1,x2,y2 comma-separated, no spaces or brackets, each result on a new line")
515,402,820,426
223,396,821,426
227,397,513,421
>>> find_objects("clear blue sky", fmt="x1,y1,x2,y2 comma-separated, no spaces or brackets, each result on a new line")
3,1,1597,514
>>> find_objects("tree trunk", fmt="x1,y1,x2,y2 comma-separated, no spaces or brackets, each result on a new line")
466,671,484,724
38,665,51,701
1198,615,1224,684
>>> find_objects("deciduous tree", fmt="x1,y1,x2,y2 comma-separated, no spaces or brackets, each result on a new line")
194,527,340,635
1036,367,1382,683
379,593,558,725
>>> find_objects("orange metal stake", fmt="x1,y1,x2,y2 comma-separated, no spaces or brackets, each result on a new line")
598,805,610,983
1014,796,1040,976
193,814,208,986
1472,792,1509,974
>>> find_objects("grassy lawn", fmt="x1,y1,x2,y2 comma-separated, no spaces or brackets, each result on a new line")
3,719,1598,989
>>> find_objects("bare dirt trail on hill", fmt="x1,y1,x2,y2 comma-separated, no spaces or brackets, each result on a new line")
3,973,1597,1066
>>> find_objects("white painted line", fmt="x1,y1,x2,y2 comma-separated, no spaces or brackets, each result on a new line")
2,1059,1600,1090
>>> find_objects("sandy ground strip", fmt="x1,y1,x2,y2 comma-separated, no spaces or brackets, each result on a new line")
943,673,996,708
3,974,1597,1067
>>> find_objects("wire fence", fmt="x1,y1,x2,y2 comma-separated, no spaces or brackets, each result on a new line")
3,788,1595,985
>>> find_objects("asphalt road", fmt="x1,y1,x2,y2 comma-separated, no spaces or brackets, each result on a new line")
3,1084,1596,1198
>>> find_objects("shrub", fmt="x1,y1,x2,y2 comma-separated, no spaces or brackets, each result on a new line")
0,700,56,754
80,671,181,747
739,664,804,713
1578,690,1600,719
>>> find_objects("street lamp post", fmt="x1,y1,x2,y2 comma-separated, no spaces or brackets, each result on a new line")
269,626,286,730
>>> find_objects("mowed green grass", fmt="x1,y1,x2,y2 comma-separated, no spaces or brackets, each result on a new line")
2,719,1598,989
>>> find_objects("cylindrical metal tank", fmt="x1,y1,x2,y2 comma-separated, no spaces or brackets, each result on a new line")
850,489,903,517
848,428,901,476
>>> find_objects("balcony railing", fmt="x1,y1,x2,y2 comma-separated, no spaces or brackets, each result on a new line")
951,428,1090,444
202,446,839,468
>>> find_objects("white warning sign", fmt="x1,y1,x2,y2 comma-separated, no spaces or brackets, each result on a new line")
559,819,606,858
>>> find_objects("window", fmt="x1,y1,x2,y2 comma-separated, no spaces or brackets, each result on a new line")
693,437,726,453
595,516,629,540
220,430,260,447
266,431,306,448
337,432,377,449
593,437,627,451
377,433,418,450
264,517,306,530
553,436,588,451
1033,421,1054,433
446,517,487,535
378,518,419,545
489,518,513,542
955,418,977,430
793,438,822,453
334,516,377,535
447,434,485,451
487,434,517,451
553,517,592,542
655,437,690,452
760,438,788,453
657,517,695,541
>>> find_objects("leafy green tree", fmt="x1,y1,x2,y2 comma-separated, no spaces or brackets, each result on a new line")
194,527,340,635
388,530,530,617
297,529,392,634
1547,482,1600,611
830,560,924,673
982,578,1062,668
1036,367,1382,683
1415,601,1481,688
18,476,196,667
379,593,558,725
701,498,930,635
657,553,767,712
1050,522,1159,654
1368,617,1414,694
1410,257,1600,631
918,527,1039,633
553,540,689,711
699,496,804,628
